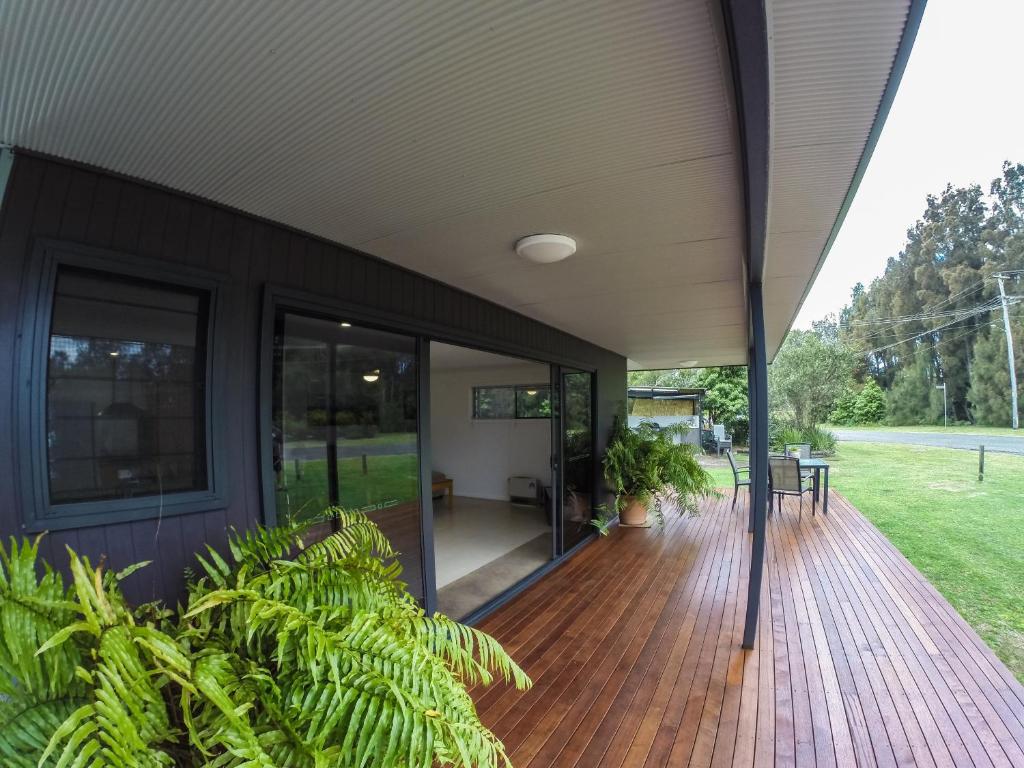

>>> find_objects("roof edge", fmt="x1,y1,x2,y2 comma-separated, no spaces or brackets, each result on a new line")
774,0,928,357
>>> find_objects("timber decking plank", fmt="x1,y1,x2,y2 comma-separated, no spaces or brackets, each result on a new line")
476,490,1024,767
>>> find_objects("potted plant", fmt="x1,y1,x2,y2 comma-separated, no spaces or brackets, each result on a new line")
601,418,716,528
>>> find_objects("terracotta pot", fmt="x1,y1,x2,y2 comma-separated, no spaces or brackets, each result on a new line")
618,496,649,526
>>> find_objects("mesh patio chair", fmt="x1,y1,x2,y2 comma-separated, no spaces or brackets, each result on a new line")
726,449,750,509
768,456,815,519
783,443,814,480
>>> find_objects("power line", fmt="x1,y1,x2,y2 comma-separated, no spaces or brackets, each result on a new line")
859,299,1005,356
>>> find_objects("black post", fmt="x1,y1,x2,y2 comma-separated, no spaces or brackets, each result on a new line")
747,358,756,533
416,338,437,616
326,343,339,508
742,282,768,650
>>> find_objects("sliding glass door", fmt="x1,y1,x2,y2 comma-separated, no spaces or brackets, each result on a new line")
560,368,595,552
271,312,424,600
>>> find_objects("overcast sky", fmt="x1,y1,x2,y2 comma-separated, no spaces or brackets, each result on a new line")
793,0,1024,327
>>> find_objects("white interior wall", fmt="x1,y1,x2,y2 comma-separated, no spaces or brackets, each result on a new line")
430,361,551,502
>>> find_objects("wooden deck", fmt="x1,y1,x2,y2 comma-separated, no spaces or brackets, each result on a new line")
472,492,1024,767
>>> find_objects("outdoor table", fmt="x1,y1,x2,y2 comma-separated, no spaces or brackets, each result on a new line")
800,457,830,515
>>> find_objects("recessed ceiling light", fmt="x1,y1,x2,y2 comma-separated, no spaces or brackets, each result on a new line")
526,389,538,396
340,322,352,328
515,234,576,264
363,369,380,383
109,351,120,357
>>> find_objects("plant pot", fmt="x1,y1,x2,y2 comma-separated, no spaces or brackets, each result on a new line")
619,496,649,526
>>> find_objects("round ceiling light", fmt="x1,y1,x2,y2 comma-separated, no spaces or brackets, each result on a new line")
363,369,380,383
515,234,576,264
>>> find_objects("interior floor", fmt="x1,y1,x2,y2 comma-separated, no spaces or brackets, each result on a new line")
434,496,551,618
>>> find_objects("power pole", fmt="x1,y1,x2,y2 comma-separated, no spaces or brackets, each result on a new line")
995,273,1019,429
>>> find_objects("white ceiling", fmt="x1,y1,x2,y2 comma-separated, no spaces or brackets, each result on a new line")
763,0,912,354
0,0,912,369
430,342,547,373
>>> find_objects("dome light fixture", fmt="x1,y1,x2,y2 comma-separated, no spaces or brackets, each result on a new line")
515,234,576,264
363,369,380,383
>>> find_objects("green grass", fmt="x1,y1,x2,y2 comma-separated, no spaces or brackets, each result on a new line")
823,423,1021,437
275,454,419,522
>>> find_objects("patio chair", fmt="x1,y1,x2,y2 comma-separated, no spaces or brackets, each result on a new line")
712,424,732,456
768,456,815,519
726,450,750,509
783,442,814,481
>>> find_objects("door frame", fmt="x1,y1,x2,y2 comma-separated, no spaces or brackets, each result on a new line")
553,365,599,557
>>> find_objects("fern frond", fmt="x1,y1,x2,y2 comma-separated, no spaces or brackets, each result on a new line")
39,552,180,767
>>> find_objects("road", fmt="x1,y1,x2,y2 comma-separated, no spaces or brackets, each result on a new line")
833,428,1024,455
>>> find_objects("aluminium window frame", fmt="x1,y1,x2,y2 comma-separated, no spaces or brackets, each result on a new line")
14,240,229,531
471,383,552,420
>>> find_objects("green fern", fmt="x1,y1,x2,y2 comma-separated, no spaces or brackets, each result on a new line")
603,418,718,527
0,509,530,767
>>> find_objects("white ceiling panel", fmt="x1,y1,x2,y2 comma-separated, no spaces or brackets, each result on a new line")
763,0,913,355
0,0,915,369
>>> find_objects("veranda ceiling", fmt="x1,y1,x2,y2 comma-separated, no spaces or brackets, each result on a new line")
0,0,915,368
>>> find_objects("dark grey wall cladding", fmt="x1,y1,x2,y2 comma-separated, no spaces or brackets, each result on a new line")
0,152,627,604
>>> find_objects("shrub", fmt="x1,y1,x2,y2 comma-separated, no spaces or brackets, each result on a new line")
801,425,837,455
852,379,886,424
828,388,858,425
768,422,837,455
770,424,805,451
0,511,529,767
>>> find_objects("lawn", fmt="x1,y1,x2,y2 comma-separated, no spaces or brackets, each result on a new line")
706,443,1024,680
823,423,1021,437
275,454,419,522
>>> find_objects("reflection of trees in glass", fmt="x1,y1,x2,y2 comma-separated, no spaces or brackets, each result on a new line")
515,386,551,418
472,385,552,419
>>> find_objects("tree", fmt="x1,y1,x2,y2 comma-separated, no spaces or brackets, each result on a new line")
828,387,858,425
886,357,940,424
838,162,1024,425
852,379,886,423
626,368,699,388
769,320,855,429
696,366,749,444
969,322,1024,426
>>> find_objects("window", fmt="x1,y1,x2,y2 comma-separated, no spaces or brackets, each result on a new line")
46,267,210,504
472,385,551,419
271,311,424,600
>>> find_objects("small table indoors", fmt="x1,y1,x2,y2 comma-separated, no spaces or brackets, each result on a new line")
431,477,454,507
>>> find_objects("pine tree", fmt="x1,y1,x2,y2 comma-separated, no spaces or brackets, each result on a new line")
969,322,1024,426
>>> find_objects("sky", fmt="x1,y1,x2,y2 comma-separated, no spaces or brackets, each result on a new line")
793,0,1024,328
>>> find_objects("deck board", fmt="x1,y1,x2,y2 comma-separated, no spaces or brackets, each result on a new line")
474,491,1024,767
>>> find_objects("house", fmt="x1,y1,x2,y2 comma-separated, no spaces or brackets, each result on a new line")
0,0,926,664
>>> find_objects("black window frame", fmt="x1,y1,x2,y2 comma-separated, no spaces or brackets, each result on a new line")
471,384,552,420
15,241,229,531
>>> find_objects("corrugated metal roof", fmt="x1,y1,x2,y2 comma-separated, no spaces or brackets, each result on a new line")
763,0,914,352
0,0,914,367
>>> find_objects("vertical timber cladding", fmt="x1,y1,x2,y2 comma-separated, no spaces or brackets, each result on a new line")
0,152,627,603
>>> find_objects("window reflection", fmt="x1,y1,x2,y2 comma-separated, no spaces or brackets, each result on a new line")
272,313,423,599
46,268,209,504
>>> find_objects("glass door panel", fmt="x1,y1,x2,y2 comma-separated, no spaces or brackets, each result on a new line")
271,312,423,600
561,369,594,551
